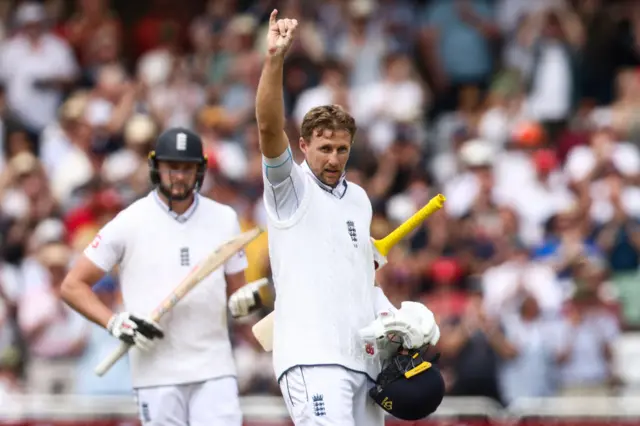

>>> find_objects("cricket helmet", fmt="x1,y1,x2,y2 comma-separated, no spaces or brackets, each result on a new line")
369,348,445,421
148,127,208,197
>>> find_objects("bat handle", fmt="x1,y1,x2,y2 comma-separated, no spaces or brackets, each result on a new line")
94,341,131,377
376,194,446,255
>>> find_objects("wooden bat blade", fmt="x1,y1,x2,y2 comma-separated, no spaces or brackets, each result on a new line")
252,312,274,352
94,227,264,376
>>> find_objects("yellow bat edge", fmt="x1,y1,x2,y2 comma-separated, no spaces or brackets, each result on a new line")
372,193,446,256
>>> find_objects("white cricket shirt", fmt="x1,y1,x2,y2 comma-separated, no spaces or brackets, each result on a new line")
263,148,379,381
84,191,247,388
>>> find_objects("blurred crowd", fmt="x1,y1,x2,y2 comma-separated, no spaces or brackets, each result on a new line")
0,0,639,408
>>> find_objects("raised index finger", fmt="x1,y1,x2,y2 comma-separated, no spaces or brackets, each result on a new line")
269,9,278,26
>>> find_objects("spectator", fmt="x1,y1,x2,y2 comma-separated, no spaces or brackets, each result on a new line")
0,2,78,138
352,52,428,154
18,243,89,394
59,0,123,77
523,8,583,141
420,0,499,115
438,283,502,404
556,283,622,396
293,59,350,127
74,275,132,395
334,0,387,88
493,292,565,405
482,242,563,320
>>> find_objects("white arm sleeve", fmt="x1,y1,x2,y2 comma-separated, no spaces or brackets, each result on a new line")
83,213,127,272
373,285,397,316
224,212,249,275
262,146,307,222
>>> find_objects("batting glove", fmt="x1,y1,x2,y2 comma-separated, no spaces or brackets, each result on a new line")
398,301,441,346
107,312,164,351
228,278,271,318
358,310,427,360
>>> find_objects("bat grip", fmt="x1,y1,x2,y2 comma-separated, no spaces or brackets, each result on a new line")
94,341,131,377
376,194,446,255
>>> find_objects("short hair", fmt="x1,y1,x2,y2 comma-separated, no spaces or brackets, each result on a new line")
300,105,357,143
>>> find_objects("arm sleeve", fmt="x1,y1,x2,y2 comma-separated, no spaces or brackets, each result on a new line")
262,146,307,222
83,214,127,272
55,41,79,78
224,212,249,275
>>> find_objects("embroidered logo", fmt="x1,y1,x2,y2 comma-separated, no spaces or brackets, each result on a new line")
90,234,102,249
347,220,358,247
176,132,187,151
312,394,326,417
381,396,393,410
180,247,190,266
365,342,375,355
141,402,151,422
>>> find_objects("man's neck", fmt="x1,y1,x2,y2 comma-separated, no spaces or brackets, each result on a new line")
157,191,195,215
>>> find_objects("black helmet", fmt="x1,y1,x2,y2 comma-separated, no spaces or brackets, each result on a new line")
148,127,208,199
369,348,445,421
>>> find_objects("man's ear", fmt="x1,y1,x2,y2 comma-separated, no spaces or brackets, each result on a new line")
299,137,307,154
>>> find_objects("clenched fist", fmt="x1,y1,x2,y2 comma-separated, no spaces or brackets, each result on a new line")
267,9,298,57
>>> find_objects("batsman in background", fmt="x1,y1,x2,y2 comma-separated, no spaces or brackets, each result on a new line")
255,10,440,425
60,128,247,425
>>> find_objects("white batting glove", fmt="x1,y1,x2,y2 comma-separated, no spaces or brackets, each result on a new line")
358,310,427,360
398,301,441,346
107,312,164,351
228,278,271,318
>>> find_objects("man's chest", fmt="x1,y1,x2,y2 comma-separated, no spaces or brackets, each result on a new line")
307,191,372,253
123,218,230,274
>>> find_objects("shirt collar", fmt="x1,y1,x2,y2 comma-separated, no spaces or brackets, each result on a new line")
300,161,348,199
152,190,199,223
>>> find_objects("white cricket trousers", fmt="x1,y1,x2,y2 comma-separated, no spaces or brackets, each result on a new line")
134,376,242,425
279,365,385,426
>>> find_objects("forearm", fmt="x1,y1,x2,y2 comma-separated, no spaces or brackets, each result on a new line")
373,285,398,315
484,328,519,359
439,326,468,357
596,223,619,250
256,55,289,158
225,271,247,301
60,277,114,329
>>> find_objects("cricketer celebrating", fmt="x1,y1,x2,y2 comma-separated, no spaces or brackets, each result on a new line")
61,128,248,425
254,10,441,425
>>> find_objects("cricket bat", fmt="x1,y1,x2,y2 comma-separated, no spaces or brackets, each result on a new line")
251,194,447,352
94,227,264,377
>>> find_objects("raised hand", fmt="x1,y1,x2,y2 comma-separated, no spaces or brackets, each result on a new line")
266,9,298,58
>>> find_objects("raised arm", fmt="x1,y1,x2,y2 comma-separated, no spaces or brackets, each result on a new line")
256,9,298,159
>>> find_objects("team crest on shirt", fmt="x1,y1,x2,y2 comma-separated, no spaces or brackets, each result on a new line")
346,220,358,248
180,247,190,266
141,402,151,422
312,394,326,417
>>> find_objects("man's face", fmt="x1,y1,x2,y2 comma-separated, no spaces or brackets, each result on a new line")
158,161,199,198
22,22,44,39
300,129,352,187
